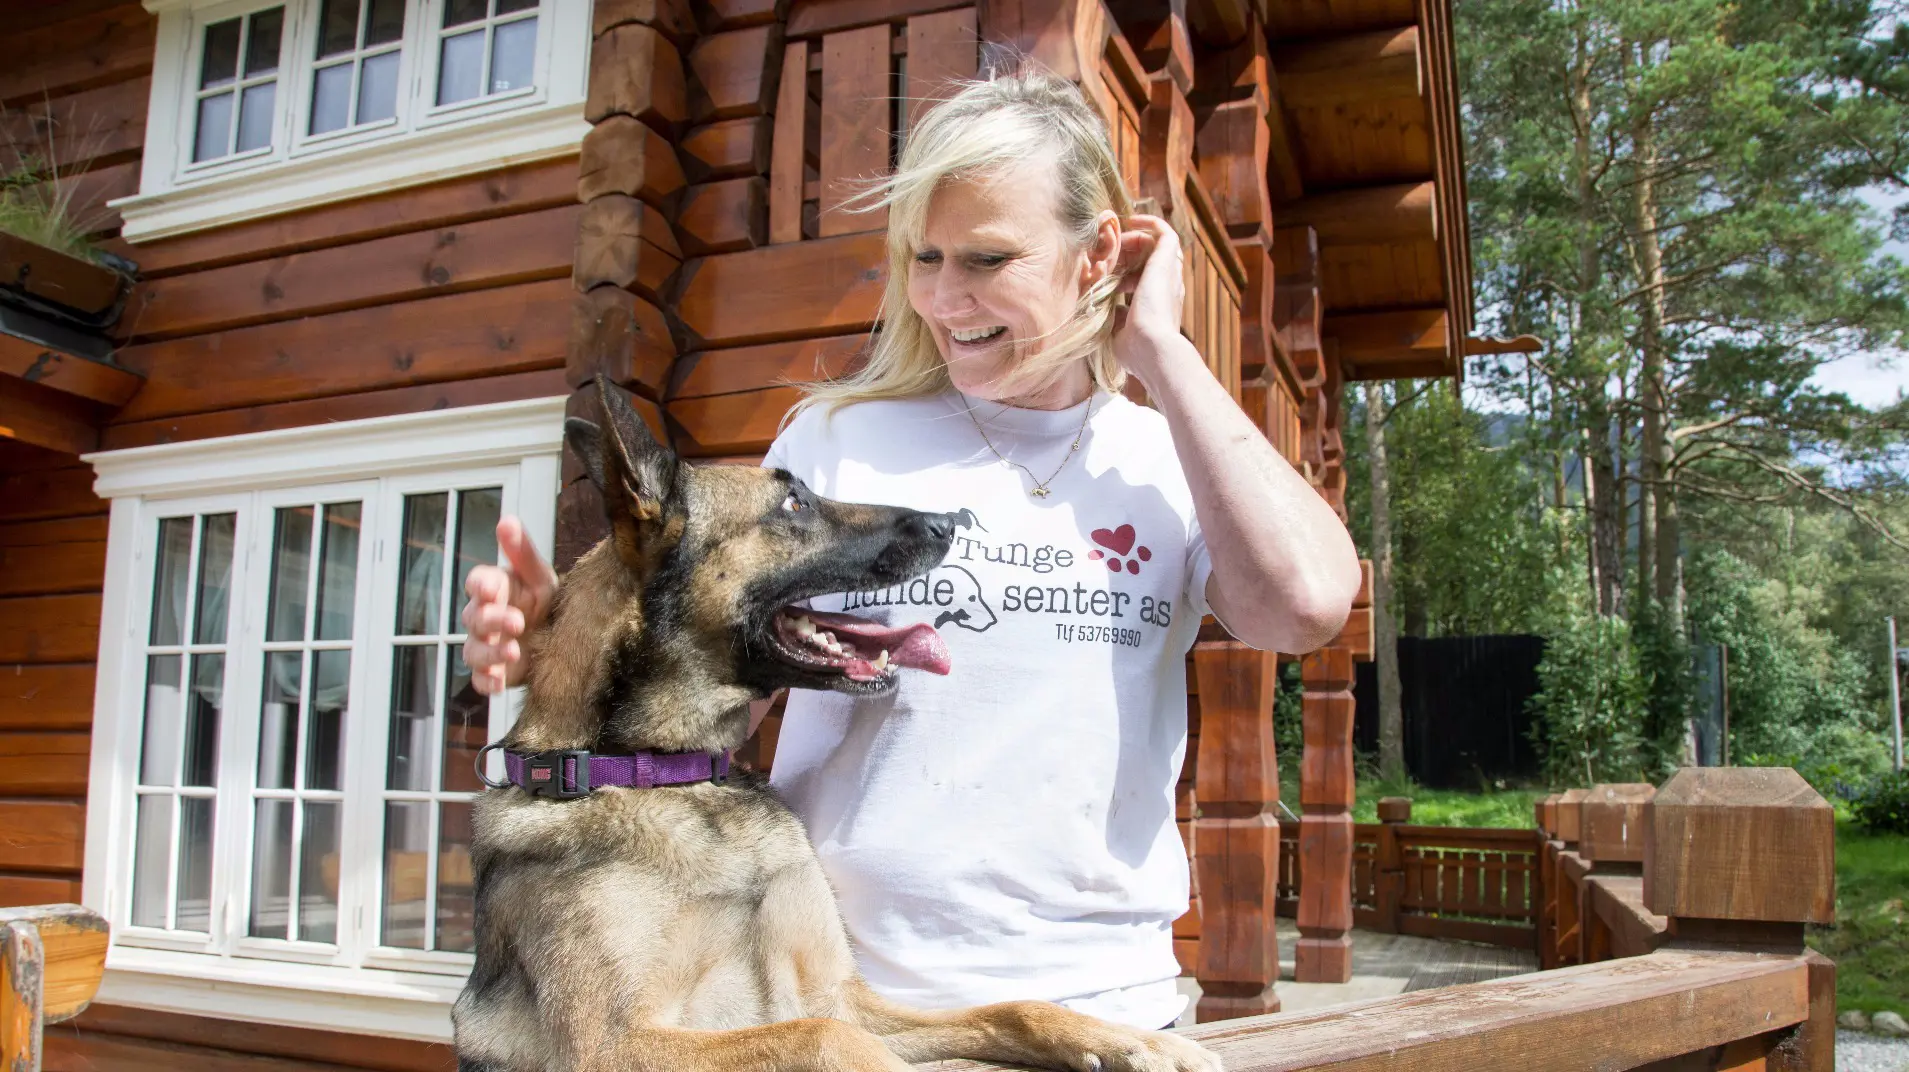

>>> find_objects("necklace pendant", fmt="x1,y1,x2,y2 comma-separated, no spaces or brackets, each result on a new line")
1031,487,1050,498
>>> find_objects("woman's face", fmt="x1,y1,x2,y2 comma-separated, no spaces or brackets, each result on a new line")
907,161,1112,408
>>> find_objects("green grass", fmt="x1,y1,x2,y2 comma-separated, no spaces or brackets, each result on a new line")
1808,821,1909,1017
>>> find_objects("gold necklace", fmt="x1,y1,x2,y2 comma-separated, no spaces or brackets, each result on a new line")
962,392,1096,498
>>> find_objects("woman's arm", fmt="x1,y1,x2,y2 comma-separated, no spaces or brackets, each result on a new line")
1112,217,1363,654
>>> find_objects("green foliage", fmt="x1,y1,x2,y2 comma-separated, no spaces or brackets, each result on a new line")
1528,611,1652,783
1343,382,1580,639
1847,770,1909,836
1685,548,1889,782
1807,823,1909,1015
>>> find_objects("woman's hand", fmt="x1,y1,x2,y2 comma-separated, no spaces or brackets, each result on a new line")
1109,214,1187,386
461,517,558,695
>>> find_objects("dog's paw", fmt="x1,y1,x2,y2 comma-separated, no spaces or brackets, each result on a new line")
1064,1028,1222,1072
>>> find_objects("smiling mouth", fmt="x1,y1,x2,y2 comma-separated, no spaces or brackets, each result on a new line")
948,326,1007,345
767,607,951,687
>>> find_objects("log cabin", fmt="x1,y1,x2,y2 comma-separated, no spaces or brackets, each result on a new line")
0,0,1484,1063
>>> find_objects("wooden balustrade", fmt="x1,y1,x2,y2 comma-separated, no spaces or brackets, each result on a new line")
1276,799,1542,949
947,768,1834,1071
0,904,107,1070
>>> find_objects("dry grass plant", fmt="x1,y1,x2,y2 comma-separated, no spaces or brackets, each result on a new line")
1,99,119,263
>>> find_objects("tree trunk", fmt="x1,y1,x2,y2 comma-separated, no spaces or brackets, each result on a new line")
1571,25,1622,619
1630,39,1667,615
1366,382,1405,782
1589,408,1625,618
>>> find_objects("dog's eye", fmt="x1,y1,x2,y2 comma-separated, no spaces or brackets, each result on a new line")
782,493,803,513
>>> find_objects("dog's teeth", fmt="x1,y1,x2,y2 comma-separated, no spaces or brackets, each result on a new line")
873,650,889,672
793,615,815,637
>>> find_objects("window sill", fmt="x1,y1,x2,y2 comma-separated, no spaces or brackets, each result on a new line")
113,100,587,244
99,944,463,1042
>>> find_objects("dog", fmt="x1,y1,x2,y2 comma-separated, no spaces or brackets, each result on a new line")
451,382,1223,1072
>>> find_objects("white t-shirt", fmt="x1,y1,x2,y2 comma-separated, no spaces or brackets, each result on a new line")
761,388,1213,1030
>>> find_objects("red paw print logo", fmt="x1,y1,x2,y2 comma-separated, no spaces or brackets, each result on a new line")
1087,524,1152,575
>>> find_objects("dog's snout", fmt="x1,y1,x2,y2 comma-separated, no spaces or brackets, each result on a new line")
902,511,958,542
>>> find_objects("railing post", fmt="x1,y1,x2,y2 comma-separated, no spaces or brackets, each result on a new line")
1578,784,1653,962
0,920,44,1072
1374,796,1409,934
1192,643,1282,1021
1646,767,1837,1072
1535,793,1560,967
1295,647,1355,983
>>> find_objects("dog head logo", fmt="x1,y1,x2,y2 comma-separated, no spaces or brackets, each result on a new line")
930,565,997,632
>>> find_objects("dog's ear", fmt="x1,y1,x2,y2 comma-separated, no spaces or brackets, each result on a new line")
563,417,607,490
582,381,682,570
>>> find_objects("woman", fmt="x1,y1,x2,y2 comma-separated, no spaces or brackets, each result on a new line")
464,71,1360,1031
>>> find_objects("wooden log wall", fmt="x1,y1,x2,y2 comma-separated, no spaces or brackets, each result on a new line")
0,2,571,1065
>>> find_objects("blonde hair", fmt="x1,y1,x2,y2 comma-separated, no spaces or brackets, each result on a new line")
793,69,1133,415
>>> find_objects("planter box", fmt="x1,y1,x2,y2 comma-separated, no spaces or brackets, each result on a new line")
0,232,130,321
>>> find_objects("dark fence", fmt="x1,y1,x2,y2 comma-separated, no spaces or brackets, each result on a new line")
1354,634,1546,789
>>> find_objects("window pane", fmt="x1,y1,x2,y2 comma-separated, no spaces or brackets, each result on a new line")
441,647,483,792
317,0,361,57
489,16,535,94
184,653,224,787
130,796,172,929
258,650,301,790
366,0,406,44
249,798,293,938
139,655,184,787
300,802,342,943
177,797,216,932
381,801,431,948
495,0,539,14
396,494,447,635
238,80,277,153
309,62,353,134
436,801,475,952
150,517,193,646
267,506,314,642
246,7,285,75
436,29,484,105
387,645,438,790
201,17,241,88
453,488,501,633
193,90,234,163
315,502,361,641
357,49,401,124
307,649,349,791
444,0,486,27
193,513,236,645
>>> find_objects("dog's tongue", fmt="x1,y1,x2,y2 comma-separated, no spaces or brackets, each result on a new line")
804,609,951,675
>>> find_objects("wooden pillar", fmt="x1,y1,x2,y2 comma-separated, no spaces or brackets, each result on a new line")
1191,642,1282,1021
1373,796,1409,933
561,0,692,570
1646,767,1836,1072
1295,645,1354,982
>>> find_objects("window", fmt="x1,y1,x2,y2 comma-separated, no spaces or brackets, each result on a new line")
119,0,590,242
85,399,562,1040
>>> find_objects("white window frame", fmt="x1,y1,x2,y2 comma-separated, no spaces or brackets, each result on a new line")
117,0,591,243
82,397,563,1041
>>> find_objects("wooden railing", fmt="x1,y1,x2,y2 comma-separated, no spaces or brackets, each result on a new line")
0,904,108,1071
939,767,1835,1072
1276,798,1541,949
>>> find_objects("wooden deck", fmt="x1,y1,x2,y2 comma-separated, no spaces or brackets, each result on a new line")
1176,921,1539,1022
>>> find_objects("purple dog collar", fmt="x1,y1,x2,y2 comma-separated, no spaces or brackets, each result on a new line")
499,748,732,799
